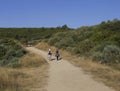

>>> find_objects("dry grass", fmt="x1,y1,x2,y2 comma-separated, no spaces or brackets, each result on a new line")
36,42,120,91
20,64,48,91
20,52,48,67
0,51,48,91
36,42,56,52
19,52,48,91
0,67,26,91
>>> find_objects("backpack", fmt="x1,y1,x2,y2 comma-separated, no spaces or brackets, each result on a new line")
48,51,52,55
56,51,59,56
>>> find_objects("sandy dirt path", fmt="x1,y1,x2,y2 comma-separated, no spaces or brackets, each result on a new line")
27,47,115,91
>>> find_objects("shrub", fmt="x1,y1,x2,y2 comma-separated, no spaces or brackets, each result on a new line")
0,39,27,67
92,45,120,64
92,52,105,63
0,46,6,59
7,58,21,68
76,39,95,55
103,45,120,64
55,37,74,49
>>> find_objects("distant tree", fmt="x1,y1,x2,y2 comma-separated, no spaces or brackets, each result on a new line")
107,20,111,23
101,21,106,25
112,18,119,22
62,24,69,29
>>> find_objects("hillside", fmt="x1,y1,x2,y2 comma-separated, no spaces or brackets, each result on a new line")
47,19,120,69
0,25,72,68
0,19,120,68
0,19,120,67
0,25,71,44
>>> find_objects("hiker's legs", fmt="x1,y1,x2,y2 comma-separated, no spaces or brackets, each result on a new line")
56,56,59,60
48,54,52,60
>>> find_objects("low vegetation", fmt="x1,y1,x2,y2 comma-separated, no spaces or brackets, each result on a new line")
0,38,48,90
0,67,26,91
0,52,48,91
0,39,27,68
0,25,71,45
19,52,48,91
20,52,48,67
1,19,120,67
47,19,120,69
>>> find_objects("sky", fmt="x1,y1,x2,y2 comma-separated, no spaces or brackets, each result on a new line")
0,0,120,28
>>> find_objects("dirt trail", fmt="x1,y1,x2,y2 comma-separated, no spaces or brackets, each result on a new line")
27,47,115,91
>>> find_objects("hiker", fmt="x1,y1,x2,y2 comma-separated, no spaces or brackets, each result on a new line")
48,49,52,60
55,49,60,60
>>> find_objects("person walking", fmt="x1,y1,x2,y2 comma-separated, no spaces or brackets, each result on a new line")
48,49,52,60
55,49,60,61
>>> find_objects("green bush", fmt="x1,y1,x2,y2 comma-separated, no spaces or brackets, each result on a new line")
0,46,6,59
91,41,118,52
92,45,120,64
78,39,95,54
92,52,105,63
7,58,21,68
0,39,27,67
55,37,74,48
103,45,120,63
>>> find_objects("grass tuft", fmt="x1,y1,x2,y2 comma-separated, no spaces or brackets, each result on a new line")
20,52,48,67
0,67,26,91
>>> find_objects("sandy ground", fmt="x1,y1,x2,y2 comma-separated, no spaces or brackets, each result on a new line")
27,47,115,91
